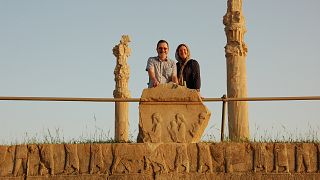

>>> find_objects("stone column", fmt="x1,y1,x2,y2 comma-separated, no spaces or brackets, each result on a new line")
223,0,249,141
112,35,131,142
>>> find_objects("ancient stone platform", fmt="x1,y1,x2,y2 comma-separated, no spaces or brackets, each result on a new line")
0,143,320,179
137,83,211,143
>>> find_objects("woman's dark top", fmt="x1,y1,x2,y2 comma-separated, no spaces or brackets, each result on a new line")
176,59,201,90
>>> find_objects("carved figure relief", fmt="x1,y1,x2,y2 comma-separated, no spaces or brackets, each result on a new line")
64,144,79,175
90,144,104,174
111,144,146,174
0,146,15,176
13,145,28,176
176,114,186,143
274,144,289,173
197,143,213,173
145,145,169,174
144,113,162,143
39,144,54,175
189,112,206,137
253,143,268,173
27,145,41,176
168,119,179,142
167,113,187,143
296,143,311,173
210,144,225,172
138,83,211,143
174,144,189,173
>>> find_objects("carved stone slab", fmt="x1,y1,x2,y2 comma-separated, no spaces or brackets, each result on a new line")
137,83,211,143
0,143,320,179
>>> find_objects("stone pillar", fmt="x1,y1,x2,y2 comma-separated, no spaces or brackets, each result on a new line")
112,35,131,142
223,0,249,141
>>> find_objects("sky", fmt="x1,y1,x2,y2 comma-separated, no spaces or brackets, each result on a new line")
0,1,320,144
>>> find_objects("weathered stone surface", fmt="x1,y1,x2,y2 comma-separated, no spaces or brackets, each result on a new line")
0,145,15,177
113,35,131,142
111,144,148,174
224,0,249,141
64,144,79,175
137,83,211,143
27,144,41,176
100,144,113,174
38,144,54,176
77,144,90,174
13,145,28,176
0,143,319,179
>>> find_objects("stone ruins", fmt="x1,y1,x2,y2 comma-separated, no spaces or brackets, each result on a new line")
0,143,320,179
137,83,211,143
113,35,131,142
224,0,249,141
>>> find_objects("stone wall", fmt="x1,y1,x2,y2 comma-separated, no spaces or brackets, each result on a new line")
0,143,319,179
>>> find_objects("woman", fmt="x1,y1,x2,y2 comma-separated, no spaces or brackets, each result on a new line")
175,44,201,91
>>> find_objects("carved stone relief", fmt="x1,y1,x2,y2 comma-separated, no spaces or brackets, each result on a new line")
53,144,66,175
0,145,15,176
0,143,319,178
224,143,252,172
197,143,212,173
142,113,162,143
39,144,54,175
296,143,313,173
13,144,28,176
27,144,41,176
274,143,289,173
174,144,189,173
168,113,187,143
90,144,104,174
209,143,225,172
138,83,211,143
64,144,79,175
111,144,146,174
77,144,91,174
100,144,113,175
253,143,268,173
145,144,169,174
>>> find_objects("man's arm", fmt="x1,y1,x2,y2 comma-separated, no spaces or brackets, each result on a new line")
148,66,159,87
172,74,178,84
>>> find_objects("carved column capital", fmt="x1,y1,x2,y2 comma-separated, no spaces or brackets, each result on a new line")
113,35,131,98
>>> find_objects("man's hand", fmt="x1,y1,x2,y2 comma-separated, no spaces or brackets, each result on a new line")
152,80,160,87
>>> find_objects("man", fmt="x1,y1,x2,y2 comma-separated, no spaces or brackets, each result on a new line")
146,40,178,88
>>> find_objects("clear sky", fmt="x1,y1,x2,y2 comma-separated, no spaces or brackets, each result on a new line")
0,1,320,144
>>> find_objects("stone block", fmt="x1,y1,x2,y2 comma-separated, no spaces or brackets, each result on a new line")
137,83,211,143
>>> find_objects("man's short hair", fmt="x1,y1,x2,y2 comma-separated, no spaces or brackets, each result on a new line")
157,40,169,49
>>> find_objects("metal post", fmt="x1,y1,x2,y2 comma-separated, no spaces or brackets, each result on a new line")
221,94,227,141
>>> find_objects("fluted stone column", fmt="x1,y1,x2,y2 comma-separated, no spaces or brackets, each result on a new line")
113,35,131,142
223,0,249,141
